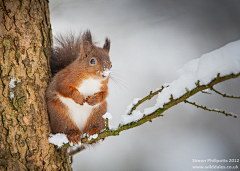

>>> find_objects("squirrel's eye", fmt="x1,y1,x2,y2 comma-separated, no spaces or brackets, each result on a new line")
90,59,96,65
110,64,112,68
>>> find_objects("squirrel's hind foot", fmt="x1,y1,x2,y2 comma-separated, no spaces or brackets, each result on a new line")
66,129,82,144
86,128,101,137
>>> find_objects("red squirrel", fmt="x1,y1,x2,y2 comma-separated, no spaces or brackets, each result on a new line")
46,30,111,144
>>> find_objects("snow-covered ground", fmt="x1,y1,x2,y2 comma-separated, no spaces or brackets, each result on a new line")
49,0,240,170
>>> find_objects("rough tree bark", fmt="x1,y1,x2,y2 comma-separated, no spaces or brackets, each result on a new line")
0,0,71,170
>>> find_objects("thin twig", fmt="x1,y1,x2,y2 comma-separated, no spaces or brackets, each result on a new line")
184,100,238,118
68,145,86,156
201,90,212,94
128,86,168,115
210,87,240,99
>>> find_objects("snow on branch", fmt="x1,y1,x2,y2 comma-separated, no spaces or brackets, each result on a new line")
119,40,240,125
50,40,240,148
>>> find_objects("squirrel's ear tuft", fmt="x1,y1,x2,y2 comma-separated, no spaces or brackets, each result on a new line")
103,38,110,53
80,30,93,58
82,30,93,45
80,41,90,58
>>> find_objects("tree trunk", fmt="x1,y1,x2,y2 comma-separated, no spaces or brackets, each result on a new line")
0,0,71,170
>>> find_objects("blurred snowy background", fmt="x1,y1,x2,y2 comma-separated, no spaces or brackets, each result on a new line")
49,0,240,170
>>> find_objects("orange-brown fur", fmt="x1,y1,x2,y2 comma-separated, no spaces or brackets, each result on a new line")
46,30,111,144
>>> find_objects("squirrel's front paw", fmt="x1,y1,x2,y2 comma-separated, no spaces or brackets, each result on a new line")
66,129,81,144
76,98,85,105
72,91,85,105
86,96,98,106
86,93,103,106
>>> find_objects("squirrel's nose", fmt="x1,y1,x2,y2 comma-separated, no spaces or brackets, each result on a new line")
102,68,110,77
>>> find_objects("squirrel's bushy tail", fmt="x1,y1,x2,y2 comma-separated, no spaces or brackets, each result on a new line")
50,32,82,75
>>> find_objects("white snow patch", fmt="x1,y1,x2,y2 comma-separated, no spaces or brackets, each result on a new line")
120,40,240,125
88,133,98,141
103,112,113,129
9,76,16,89
9,92,15,100
121,110,144,125
9,76,17,100
102,68,111,77
48,133,69,147
103,112,113,120
125,98,141,115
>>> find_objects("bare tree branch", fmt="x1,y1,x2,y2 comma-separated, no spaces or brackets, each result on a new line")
184,100,237,118
210,87,240,99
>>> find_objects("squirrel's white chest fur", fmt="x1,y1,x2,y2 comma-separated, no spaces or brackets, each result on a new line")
77,78,102,98
59,78,102,132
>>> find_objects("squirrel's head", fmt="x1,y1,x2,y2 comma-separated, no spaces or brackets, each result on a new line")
78,31,112,80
